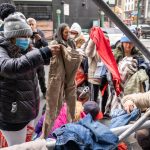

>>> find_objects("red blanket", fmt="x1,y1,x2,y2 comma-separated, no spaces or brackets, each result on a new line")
90,27,121,95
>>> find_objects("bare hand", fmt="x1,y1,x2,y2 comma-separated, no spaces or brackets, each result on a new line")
123,100,136,114
34,34,41,41
48,45,60,56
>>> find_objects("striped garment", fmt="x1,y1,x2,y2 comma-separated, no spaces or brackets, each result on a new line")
118,56,138,83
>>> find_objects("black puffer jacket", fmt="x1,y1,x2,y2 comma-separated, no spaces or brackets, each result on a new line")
0,33,51,124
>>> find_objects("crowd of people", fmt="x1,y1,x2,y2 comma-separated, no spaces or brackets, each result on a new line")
0,2,150,150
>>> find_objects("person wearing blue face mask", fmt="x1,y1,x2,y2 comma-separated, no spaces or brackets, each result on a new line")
15,37,30,52
0,3,60,146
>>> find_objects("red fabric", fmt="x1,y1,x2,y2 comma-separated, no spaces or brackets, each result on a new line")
0,125,34,148
80,111,103,120
0,131,8,148
101,83,108,96
118,142,128,150
75,66,87,87
90,27,121,96
26,125,35,142
95,112,103,120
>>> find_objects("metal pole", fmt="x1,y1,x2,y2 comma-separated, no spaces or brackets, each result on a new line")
92,0,150,60
64,15,65,23
62,4,65,23
118,109,150,141
111,120,150,136
58,14,60,26
56,9,61,26
137,0,141,27
101,11,104,27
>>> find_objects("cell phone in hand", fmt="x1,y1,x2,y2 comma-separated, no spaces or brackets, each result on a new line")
33,32,38,35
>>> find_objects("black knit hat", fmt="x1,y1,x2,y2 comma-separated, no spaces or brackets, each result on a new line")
83,101,103,120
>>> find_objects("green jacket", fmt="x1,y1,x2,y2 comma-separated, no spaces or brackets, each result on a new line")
113,44,143,64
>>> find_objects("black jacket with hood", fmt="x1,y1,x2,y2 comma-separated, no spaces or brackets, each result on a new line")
0,32,51,130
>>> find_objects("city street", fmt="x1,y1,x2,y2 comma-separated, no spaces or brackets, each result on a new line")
0,0,150,149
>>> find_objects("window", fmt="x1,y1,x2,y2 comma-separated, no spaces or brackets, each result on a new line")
16,4,52,20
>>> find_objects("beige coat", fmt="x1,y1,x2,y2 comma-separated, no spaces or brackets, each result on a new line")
2,139,49,150
124,69,149,95
42,40,82,138
85,39,101,85
122,91,150,110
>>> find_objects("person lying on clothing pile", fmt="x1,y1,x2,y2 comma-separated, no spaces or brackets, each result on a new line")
121,91,150,150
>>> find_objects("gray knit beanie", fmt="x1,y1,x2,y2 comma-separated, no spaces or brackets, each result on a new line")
0,3,32,38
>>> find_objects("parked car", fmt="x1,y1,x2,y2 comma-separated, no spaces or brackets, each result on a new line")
83,28,123,48
129,24,150,30
138,24,150,29
141,26,150,39
82,28,123,49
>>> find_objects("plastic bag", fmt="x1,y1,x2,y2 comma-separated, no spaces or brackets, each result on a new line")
94,62,107,79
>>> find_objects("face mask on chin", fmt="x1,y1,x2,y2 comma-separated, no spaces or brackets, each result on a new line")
69,34,76,40
16,38,30,53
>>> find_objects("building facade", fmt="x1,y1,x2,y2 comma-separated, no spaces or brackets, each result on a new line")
13,0,53,39
121,0,150,25
144,0,150,24
115,0,125,20
12,0,101,37
124,0,135,25
52,0,100,29
9,0,143,37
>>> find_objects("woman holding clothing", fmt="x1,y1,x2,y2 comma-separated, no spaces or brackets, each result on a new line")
0,3,60,146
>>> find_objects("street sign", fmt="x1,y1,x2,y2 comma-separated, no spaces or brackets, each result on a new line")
64,4,69,16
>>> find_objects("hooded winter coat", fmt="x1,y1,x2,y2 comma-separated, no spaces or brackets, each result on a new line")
70,23,82,37
114,44,143,64
121,91,150,110
0,32,51,130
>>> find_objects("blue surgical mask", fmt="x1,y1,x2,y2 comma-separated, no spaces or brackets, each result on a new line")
16,38,30,51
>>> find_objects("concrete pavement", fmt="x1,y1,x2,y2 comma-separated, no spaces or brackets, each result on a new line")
140,38,150,50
